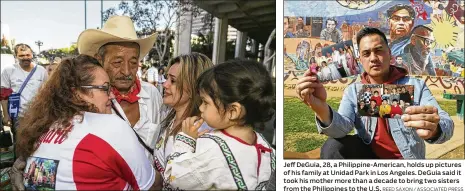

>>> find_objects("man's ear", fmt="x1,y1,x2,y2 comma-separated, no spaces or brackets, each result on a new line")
94,54,103,65
227,102,244,121
410,36,416,46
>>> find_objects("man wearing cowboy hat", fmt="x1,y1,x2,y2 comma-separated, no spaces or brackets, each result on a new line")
8,16,162,190
77,15,163,163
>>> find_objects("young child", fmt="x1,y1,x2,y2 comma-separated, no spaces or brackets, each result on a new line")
368,100,380,117
163,59,275,190
390,99,403,118
381,88,391,104
370,91,382,106
379,99,392,118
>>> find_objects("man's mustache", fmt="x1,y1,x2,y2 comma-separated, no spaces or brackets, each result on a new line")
115,75,133,80
19,59,32,63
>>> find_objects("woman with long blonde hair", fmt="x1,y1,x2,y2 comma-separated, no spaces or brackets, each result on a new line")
152,52,213,189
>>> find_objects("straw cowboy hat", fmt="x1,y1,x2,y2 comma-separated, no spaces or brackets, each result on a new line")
77,15,157,60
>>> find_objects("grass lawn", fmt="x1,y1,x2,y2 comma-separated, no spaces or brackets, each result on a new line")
284,97,341,152
284,97,459,153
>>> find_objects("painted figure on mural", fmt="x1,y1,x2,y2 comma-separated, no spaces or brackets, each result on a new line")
393,55,409,70
445,0,465,25
341,21,352,41
387,4,416,56
295,17,310,38
296,40,311,70
320,18,344,43
284,17,295,38
401,25,437,76
431,0,447,22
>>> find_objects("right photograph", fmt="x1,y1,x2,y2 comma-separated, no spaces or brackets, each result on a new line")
284,0,464,159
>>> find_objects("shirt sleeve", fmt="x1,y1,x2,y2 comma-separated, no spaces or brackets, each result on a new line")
41,67,48,82
1,68,11,88
163,132,229,190
153,69,159,83
315,84,357,138
147,68,155,83
320,30,326,40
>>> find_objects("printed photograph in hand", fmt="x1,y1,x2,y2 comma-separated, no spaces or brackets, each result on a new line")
317,40,360,82
357,84,414,118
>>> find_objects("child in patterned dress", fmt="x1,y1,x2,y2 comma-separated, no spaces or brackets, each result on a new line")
163,59,276,190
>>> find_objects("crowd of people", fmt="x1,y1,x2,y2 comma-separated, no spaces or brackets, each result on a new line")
1,15,275,190
316,43,359,81
291,38,360,82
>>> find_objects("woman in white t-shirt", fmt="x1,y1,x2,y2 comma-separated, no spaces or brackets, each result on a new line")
152,53,213,189
15,55,156,190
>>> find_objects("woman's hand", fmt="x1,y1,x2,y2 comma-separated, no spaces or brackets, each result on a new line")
181,117,207,139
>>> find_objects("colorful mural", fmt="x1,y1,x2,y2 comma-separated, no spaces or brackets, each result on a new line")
284,0,465,98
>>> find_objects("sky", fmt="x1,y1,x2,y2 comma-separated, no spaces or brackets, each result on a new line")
1,1,123,53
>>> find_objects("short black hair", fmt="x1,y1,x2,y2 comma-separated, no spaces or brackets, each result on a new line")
326,18,338,26
374,91,379,94
386,4,416,19
356,27,389,47
392,99,398,102
196,59,275,127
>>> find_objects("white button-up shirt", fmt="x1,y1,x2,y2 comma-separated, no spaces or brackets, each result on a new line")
112,81,163,163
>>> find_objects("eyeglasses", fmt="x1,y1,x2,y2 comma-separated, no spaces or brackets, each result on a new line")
390,15,413,22
412,34,435,46
80,82,111,96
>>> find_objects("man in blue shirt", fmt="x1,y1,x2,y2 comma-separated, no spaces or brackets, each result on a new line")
296,27,453,159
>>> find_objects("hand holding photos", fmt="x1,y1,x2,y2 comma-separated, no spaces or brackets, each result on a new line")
402,106,441,140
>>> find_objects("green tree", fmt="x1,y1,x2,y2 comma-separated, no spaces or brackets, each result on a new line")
103,0,201,63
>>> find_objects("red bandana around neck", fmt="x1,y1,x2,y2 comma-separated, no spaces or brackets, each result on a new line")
111,79,141,103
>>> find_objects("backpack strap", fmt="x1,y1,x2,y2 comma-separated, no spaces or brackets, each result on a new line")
17,66,37,94
111,102,154,154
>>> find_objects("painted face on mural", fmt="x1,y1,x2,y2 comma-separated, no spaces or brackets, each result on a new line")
411,27,434,57
389,9,414,40
326,20,337,32
359,34,391,79
396,56,403,64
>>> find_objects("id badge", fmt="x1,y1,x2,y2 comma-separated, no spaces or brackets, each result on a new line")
8,93,21,119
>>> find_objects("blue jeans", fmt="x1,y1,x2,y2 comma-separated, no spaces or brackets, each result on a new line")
321,135,379,159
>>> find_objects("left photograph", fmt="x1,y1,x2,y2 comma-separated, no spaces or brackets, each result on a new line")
0,1,276,190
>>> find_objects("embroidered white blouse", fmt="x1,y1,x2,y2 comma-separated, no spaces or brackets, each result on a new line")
155,129,275,190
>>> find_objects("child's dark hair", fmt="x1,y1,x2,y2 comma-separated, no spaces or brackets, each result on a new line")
196,59,275,127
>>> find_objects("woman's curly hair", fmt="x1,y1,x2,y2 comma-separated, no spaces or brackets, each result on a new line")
16,54,103,159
